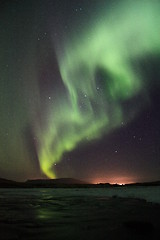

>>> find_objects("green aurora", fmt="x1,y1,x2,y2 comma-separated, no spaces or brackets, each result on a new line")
36,0,160,178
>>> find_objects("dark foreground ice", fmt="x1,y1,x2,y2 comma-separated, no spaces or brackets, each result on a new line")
0,187,160,240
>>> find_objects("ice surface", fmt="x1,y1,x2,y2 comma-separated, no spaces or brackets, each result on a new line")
0,187,160,240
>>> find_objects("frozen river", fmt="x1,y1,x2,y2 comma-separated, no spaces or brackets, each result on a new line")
0,187,160,240
1,186,160,203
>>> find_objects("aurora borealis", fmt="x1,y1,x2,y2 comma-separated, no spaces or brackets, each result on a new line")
0,0,160,183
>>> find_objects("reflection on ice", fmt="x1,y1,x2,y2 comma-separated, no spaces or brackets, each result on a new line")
38,208,54,220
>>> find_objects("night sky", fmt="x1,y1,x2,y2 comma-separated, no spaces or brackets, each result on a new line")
0,0,160,183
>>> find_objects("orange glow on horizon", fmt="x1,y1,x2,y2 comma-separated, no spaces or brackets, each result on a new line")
92,176,136,185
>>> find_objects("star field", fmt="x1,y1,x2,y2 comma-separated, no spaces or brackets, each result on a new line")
0,0,160,183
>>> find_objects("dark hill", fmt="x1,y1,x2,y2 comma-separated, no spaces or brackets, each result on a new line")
26,178,90,187
0,178,20,187
0,177,14,183
0,177,160,188
0,177,90,188
125,181,160,187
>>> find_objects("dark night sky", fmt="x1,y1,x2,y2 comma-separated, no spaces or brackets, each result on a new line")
0,0,160,183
